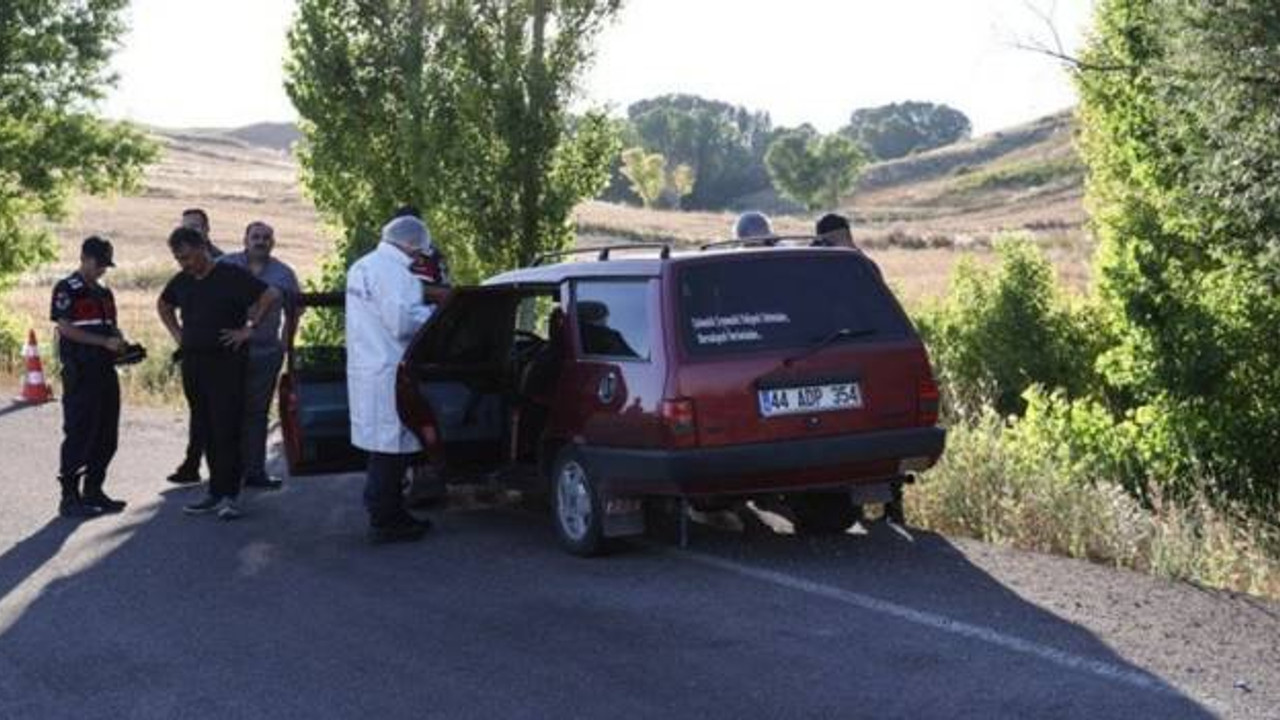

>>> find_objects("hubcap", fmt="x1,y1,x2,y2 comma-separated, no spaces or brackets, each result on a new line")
556,461,592,542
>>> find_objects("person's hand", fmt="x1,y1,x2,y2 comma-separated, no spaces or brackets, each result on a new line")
219,327,254,349
103,337,125,354
423,285,452,305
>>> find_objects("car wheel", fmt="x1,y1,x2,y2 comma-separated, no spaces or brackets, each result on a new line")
550,449,608,556
787,492,862,535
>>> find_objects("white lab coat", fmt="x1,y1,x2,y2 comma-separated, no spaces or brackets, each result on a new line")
346,242,435,454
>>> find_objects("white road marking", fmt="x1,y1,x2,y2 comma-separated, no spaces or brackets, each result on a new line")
672,548,1178,696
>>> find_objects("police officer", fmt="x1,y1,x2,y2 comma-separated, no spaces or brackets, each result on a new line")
51,236,129,518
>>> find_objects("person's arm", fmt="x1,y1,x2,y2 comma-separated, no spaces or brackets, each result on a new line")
375,269,433,341
56,321,124,354
280,267,303,348
221,286,281,349
157,297,182,346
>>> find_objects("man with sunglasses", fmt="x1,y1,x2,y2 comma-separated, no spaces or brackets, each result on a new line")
219,221,300,489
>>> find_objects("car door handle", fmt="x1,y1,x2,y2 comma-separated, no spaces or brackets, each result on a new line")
597,372,619,404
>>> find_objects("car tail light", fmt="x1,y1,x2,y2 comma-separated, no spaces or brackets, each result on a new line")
918,378,940,426
661,398,697,448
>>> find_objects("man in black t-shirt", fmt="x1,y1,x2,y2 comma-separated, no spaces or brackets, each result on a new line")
168,207,224,484
51,236,131,518
158,227,279,520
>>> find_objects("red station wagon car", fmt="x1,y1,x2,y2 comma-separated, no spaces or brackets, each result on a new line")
279,240,946,555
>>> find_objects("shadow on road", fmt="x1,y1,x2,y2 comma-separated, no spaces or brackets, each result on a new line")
0,520,78,606
0,401,46,420
0,472,1220,719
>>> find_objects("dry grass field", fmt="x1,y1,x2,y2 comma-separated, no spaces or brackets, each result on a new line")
3,113,1092,402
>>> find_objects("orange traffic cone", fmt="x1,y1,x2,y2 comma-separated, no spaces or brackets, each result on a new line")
15,330,53,404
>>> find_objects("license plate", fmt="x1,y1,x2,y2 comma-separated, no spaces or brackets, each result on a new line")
758,382,862,417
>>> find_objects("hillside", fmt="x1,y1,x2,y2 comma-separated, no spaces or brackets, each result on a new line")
577,110,1084,249
24,110,1089,309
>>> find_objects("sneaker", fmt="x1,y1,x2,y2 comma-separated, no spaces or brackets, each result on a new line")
368,521,429,545
167,464,202,485
217,498,244,521
82,492,128,514
243,475,283,490
183,495,221,515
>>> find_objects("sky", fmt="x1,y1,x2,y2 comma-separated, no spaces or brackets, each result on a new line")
103,0,1094,134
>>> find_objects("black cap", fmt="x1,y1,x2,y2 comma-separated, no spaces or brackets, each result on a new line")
82,236,115,268
815,213,851,236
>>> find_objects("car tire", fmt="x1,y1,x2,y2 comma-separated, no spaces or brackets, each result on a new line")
787,492,862,535
550,448,608,556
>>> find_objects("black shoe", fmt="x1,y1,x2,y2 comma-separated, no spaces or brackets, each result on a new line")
167,464,202,485
183,495,222,515
368,521,429,545
58,496,102,519
243,475,283,490
82,492,127,514
216,497,244,521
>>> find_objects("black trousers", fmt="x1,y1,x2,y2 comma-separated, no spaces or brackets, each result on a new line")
180,360,209,471
59,359,120,490
364,452,414,528
182,351,247,499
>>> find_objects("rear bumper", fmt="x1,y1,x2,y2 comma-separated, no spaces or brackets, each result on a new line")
579,426,946,496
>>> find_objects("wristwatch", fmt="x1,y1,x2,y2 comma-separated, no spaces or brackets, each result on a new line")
245,318,257,330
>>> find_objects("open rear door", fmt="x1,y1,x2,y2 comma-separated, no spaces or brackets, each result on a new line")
278,291,366,476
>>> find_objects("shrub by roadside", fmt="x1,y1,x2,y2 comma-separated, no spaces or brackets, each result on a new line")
910,406,1280,600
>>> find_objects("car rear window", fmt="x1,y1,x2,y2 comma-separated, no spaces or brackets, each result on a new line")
678,255,909,357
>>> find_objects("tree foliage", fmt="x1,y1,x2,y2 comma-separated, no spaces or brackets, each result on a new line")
620,94,776,209
285,0,620,293
618,147,665,208
764,128,866,211
843,101,971,160
1076,0,1280,507
617,147,695,209
0,0,156,354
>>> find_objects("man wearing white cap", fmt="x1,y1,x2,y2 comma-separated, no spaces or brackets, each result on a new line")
345,215,450,543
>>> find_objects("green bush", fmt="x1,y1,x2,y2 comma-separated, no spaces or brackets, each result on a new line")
911,405,1280,599
917,236,1107,418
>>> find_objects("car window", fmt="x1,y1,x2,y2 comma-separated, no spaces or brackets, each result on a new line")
574,280,650,361
678,255,909,357
515,293,558,340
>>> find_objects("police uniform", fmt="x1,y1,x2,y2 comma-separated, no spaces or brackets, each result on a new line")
51,270,122,514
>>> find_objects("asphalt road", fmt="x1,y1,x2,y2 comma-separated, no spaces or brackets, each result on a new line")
1,401,1277,719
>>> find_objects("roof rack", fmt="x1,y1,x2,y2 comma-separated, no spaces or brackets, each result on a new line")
699,234,829,252
533,242,671,266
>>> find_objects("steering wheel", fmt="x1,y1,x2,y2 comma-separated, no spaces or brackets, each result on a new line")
513,329,545,347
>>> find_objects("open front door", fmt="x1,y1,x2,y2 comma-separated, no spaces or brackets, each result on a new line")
397,285,560,477
278,291,365,476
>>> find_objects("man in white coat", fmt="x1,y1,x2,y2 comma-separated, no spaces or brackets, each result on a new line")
346,215,449,543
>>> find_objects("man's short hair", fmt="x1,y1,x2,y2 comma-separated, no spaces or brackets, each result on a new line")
168,226,207,252
815,213,851,236
181,208,209,225
244,220,274,238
